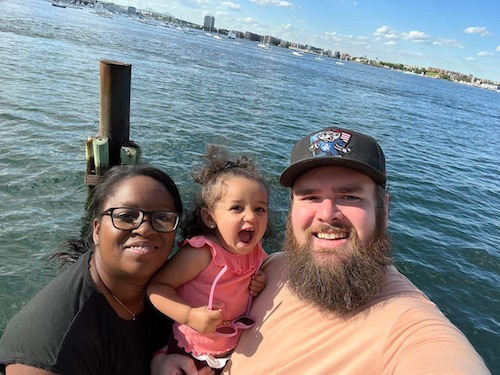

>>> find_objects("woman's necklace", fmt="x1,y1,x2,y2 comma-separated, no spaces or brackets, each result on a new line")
110,294,144,321
93,260,144,321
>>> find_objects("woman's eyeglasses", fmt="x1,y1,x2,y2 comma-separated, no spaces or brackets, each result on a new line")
208,265,255,337
101,207,179,233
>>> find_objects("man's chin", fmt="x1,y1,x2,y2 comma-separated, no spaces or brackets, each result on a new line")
311,249,350,264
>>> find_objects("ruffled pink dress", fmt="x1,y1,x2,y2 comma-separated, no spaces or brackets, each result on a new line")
173,235,267,356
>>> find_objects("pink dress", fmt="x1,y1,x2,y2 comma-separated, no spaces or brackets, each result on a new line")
174,235,267,356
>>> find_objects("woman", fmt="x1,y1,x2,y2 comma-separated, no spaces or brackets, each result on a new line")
0,165,210,375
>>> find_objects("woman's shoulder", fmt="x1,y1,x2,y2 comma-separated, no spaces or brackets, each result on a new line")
0,253,101,372
3,253,97,328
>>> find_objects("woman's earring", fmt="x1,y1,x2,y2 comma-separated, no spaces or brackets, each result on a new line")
210,224,216,229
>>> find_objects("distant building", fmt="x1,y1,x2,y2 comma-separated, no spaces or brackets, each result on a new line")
204,15,215,31
245,31,260,42
261,35,280,46
127,6,136,15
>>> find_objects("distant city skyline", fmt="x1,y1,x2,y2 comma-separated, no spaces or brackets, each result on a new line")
114,0,500,83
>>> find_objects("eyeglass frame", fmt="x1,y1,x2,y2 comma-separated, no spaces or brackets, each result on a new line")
101,207,180,233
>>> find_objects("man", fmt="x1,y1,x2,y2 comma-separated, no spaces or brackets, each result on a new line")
224,127,489,374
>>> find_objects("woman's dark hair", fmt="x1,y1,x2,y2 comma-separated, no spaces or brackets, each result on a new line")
51,165,182,267
181,145,268,240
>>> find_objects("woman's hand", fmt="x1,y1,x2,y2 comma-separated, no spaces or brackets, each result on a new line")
151,353,215,375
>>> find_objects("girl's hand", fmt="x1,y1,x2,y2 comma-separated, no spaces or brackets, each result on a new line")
249,270,267,296
187,305,224,334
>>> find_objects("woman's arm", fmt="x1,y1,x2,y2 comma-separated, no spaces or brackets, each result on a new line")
5,364,58,375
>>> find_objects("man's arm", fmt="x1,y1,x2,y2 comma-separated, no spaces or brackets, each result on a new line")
383,305,490,374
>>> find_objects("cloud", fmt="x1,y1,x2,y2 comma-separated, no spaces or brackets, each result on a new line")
324,32,369,48
465,57,476,61
238,17,256,23
433,38,463,48
374,25,469,49
477,51,493,57
324,31,344,42
497,46,500,52
250,0,294,7
402,30,431,43
464,26,493,36
222,2,241,10
384,40,396,46
374,25,392,34
385,33,399,40
373,25,399,40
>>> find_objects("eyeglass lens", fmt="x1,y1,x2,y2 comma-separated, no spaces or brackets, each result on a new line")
109,207,178,232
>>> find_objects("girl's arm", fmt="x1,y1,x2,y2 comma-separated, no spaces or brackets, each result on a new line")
147,245,223,334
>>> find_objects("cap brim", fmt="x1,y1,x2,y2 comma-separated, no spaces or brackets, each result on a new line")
279,156,387,187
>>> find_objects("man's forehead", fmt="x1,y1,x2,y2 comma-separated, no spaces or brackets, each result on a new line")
291,166,376,190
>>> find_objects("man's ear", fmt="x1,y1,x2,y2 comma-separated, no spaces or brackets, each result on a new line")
384,193,390,229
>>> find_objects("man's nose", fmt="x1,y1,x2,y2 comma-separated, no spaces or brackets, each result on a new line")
318,199,343,222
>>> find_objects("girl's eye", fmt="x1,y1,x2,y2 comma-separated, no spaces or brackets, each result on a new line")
256,207,267,213
230,206,243,211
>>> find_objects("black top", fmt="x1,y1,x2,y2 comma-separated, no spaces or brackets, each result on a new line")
0,251,171,375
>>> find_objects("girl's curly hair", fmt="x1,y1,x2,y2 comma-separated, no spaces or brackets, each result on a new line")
181,145,268,240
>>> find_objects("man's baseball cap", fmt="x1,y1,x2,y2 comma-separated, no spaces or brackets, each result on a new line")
279,127,386,188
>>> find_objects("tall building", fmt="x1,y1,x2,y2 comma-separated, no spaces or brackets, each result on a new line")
204,15,215,31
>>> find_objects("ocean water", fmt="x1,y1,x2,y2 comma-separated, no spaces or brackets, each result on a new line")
0,0,499,371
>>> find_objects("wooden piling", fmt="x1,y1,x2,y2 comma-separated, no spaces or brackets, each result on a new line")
99,60,132,168
85,60,139,204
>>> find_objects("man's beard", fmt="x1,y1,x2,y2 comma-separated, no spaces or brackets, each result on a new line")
284,218,392,317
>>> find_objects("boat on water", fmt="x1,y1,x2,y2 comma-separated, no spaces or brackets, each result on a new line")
292,51,303,57
257,43,269,49
52,2,66,8
228,30,237,39
336,54,349,65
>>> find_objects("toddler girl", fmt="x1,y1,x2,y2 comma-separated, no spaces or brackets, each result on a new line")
148,145,268,372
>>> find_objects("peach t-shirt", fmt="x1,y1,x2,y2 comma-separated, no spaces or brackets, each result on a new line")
224,252,489,374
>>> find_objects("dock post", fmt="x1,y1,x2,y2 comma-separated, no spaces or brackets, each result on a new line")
98,60,132,168
85,60,135,205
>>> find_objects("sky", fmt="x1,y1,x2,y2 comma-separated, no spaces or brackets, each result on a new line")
117,0,500,82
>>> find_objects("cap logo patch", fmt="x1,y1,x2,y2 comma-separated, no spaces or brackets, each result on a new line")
309,129,352,157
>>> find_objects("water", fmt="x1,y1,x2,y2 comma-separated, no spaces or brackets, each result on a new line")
1,0,499,371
